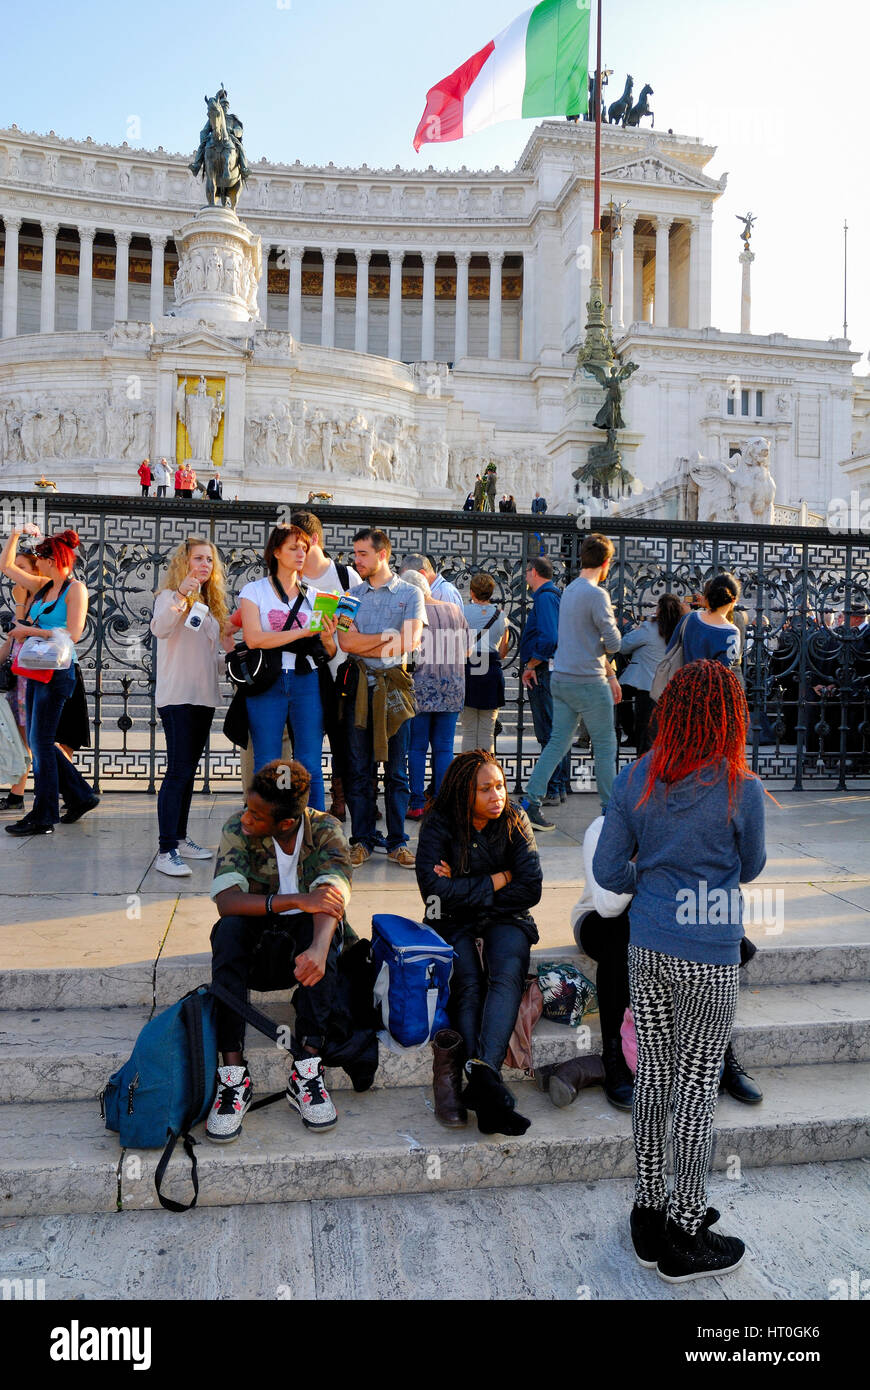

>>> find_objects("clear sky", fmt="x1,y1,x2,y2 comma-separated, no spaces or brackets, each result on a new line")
2,0,866,372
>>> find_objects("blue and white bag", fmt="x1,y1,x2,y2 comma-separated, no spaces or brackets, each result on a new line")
371,914,454,1050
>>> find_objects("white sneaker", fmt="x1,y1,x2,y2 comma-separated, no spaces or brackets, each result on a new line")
155,849,192,877
206,1065,253,1143
286,1056,337,1131
178,837,212,860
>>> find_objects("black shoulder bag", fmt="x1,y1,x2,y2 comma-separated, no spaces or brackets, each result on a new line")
226,578,306,695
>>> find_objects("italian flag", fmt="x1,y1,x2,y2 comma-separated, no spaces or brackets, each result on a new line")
413,0,590,152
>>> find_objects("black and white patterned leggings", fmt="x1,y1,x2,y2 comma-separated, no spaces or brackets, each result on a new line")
628,944,740,1234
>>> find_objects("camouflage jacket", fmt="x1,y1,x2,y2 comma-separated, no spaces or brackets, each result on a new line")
211,810,354,934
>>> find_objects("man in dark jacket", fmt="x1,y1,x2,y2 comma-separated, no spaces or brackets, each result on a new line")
531,493,548,515
520,556,570,803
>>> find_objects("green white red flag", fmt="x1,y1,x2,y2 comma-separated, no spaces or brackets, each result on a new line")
414,0,590,152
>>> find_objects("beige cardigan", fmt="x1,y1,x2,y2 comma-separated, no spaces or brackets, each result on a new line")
150,589,224,709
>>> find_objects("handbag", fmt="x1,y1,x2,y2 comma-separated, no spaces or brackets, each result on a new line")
650,612,690,703
0,657,15,693
465,609,505,710
11,654,53,684
226,582,306,695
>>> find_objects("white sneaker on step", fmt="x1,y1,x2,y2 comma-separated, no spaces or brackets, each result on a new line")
155,849,192,877
286,1056,337,1130
178,837,212,859
206,1065,254,1143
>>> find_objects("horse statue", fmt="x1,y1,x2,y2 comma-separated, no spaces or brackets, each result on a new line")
608,75,633,126
625,84,654,128
189,87,249,211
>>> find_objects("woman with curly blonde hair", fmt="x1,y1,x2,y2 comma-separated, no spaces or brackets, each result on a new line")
150,537,233,876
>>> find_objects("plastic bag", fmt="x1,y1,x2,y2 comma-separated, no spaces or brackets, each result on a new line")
17,629,74,671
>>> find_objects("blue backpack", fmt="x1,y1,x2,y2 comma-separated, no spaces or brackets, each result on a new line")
100,984,283,1212
371,914,454,1049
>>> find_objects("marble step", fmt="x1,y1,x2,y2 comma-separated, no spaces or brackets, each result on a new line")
0,1062,867,1218
2,935,869,1012
2,980,868,1105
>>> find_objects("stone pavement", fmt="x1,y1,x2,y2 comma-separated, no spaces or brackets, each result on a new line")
1,787,870,969
0,788,868,1299
1,1160,866,1301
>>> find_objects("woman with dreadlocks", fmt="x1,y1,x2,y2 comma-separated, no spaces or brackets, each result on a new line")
415,750,543,1135
592,660,766,1283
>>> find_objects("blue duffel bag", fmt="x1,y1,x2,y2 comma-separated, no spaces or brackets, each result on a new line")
371,914,454,1049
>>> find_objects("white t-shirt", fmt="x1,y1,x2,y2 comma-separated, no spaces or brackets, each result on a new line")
239,576,316,672
273,833,304,917
304,559,363,680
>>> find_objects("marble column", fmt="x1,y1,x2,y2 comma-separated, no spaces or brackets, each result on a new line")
687,218,700,329
354,247,371,353
521,248,536,362
654,217,671,328
40,220,59,334
454,250,470,361
257,244,271,325
77,225,95,332
321,248,337,347
149,233,166,324
621,216,635,329
113,230,132,321
388,249,404,361
740,247,755,334
610,232,625,333
488,250,504,359
288,245,303,338
2,216,21,338
421,250,437,360
696,213,713,328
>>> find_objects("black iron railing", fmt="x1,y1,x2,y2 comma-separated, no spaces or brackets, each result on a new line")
1,493,868,792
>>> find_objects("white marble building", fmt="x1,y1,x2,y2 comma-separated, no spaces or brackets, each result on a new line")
0,118,865,510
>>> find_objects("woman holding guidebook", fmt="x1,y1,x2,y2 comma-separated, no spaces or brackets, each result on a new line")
238,524,338,811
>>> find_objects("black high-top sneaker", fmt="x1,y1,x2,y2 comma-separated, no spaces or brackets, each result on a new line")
656,1218,745,1283
630,1204,721,1268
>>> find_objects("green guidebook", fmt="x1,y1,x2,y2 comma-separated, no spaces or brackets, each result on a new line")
309,591,340,631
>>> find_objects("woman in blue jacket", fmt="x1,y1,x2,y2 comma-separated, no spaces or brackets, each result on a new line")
593,659,766,1284
416,750,542,1136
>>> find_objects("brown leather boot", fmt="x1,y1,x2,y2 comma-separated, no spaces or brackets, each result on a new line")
329,775,347,822
432,1029,468,1128
548,1053,606,1108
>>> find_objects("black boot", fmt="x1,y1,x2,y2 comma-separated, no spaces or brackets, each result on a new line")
720,1043,763,1104
602,1038,634,1111
462,1060,531,1136
546,1053,606,1108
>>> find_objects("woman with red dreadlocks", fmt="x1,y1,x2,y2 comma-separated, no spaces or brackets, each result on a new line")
592,659,766,1283
0,526,98,835
415,750,542,1136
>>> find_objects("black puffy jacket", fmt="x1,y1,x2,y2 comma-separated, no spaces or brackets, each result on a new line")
415,804,543,944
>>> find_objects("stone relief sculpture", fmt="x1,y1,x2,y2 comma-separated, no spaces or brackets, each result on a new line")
689,437,775,524
0,394,152,464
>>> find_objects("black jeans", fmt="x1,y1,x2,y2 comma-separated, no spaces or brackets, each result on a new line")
620,685,655,756
157,703,214,852
25,665,95,824
210,912,340,1055
156,485,167,498
448,921,530,1072
576,908,631,1048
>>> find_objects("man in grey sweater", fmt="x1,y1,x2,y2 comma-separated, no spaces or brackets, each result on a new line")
522,533,622,828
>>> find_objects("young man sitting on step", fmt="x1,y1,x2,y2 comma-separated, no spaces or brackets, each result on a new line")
207,759,353,1142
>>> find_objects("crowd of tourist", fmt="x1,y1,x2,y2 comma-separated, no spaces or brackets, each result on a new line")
2,513,866,1284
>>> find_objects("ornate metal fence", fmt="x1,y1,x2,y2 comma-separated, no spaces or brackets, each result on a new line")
1,493,868,792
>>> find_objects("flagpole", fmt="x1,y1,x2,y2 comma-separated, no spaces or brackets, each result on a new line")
843,219,848,340
592,0,602,275
578,0,610,371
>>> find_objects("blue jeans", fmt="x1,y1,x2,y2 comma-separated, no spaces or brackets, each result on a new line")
25,665,94,824
408,710,459,809
526,673,618,809
449,922,531,1072
245,668,325,811
345,704,411,851
526,666,571,796
157,703,214,852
